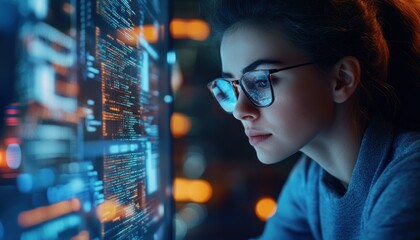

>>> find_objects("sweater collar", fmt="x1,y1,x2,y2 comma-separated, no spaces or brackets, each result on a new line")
322,119,394,199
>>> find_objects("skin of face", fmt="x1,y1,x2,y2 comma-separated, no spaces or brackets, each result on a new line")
220,23,337,164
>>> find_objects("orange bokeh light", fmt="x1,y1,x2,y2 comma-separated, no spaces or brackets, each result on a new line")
171,113,192,138
173,178,213,203
142,25,160,43
171,62,183,92
188,180,212,203
117,25,160,45
170,19,210,41
0,150,3,167
62,3,75,15
18,198,81,228
118,18,210,45
255,197,277,222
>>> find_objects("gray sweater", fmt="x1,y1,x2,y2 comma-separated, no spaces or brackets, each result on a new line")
259,120,420,239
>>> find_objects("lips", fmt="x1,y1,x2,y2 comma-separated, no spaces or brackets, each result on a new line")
245,130,272,146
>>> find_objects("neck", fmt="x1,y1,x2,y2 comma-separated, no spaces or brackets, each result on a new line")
301,106,365,188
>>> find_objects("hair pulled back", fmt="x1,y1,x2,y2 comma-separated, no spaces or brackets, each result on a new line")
206,0,420,130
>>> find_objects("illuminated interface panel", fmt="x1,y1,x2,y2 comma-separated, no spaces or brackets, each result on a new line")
0,0,172,239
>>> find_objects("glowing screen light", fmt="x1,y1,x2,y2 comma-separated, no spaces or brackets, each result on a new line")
167,51,176,65
6,143,22,169
0,0,172,239
29,0,49,19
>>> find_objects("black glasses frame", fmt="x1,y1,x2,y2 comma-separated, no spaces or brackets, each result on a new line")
207,62,314,113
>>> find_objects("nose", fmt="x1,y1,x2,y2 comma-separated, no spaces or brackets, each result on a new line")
232,88,259,121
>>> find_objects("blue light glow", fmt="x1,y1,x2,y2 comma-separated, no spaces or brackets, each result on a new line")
167,51,176,64
83,201,91,212
17,173,33,193
164,95,173,103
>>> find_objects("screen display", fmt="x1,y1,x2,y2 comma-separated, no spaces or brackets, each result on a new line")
0,0,173,239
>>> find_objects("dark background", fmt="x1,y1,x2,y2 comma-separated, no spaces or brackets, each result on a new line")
171,1,299,239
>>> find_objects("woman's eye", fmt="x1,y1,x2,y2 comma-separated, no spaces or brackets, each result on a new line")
255,79,269,89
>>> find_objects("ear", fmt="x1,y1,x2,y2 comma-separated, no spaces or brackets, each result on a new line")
331,56,361,103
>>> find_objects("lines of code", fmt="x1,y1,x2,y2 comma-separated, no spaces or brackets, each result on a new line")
0,0,169,239
99,32,145,139
102,149,148,238
91,0,163,239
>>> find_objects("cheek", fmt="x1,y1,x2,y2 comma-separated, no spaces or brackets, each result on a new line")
270,78,334,133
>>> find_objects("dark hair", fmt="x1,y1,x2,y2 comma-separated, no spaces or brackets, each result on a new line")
205,0,420,130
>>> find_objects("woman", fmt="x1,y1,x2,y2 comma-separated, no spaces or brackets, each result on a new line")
206,0,420,239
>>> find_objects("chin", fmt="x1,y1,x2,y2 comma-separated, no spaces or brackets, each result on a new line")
255,148,297,165
256,151,284,165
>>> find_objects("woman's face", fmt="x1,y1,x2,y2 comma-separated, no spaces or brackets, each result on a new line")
220,24,335,164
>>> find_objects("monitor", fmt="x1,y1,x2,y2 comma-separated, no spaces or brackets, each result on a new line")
0,0,173,239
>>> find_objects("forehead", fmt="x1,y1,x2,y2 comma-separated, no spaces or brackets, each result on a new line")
220,23,310,77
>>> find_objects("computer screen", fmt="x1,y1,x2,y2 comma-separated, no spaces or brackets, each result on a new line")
0,0,173,239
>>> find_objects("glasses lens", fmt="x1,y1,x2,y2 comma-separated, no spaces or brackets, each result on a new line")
241,71,273,107
208,79,237,112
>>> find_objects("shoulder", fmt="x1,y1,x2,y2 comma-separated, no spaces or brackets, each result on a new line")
373,127,420,194
382,128,420,177
392,128,420,160
362,128,420,238
367,124,420,183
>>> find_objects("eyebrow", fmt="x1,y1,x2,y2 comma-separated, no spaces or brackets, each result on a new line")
221,59,284,78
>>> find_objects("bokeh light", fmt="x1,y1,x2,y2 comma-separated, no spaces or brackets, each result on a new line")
171,113,192,138
18,198,81,228
0,150,3,167
255,197,277,222
183,150,206,179
62,3,75,15
173,178,212,203
174,215,188,240
171,62,183,92
17,173,33,193
178,203,207,229
188,180,212,203
170,19,210,41
6,143,22,169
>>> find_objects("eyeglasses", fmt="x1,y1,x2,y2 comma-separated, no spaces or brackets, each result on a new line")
207,62,314,113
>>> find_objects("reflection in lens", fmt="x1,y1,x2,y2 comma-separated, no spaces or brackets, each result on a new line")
249,87,271,106
211,80,236,112
242,71,272,107
257,96,272,106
